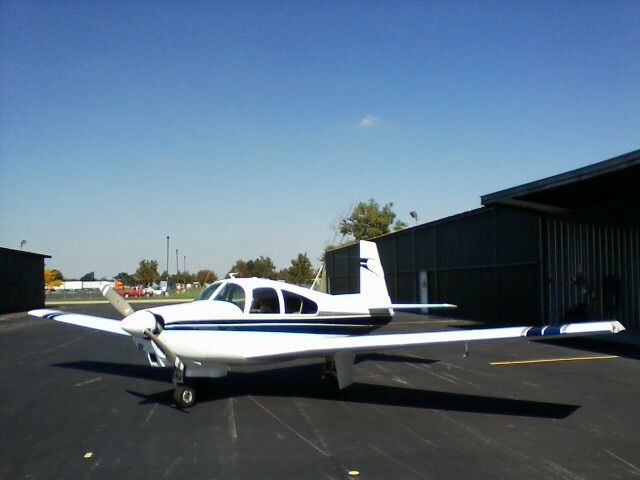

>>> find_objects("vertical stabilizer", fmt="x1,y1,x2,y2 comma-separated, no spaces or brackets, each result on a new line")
359,241,391,306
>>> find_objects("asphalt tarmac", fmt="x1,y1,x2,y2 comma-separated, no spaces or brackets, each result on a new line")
1,304,638,479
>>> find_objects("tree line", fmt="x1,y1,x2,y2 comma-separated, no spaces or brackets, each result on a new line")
44,198,405,289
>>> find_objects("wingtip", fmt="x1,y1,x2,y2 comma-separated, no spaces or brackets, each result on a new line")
28,309,63,318
612,321,626,333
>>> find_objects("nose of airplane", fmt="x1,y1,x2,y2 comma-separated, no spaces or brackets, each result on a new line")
121,310,157,336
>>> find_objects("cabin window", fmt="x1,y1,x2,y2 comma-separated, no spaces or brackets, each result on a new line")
282,290,318,314
213,283,246,312
250,288,281,314
195,281,223,301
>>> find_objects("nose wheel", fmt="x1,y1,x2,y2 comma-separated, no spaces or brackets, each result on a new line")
173,385,196,408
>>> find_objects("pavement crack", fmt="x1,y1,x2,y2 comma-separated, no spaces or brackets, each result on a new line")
248,395,330,457
605,449,640,474
370,444,426,479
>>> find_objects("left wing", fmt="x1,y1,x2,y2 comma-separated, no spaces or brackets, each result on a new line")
29,309,130,336
245,320,624,361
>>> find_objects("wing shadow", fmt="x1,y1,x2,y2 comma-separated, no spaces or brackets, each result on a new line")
54,361,578,419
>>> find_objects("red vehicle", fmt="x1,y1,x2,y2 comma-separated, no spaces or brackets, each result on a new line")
114,281,149,299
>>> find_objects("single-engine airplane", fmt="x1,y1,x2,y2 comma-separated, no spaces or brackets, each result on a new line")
30,241,625,408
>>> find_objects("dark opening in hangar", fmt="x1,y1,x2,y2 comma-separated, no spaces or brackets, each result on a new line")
326,149,640,330
0,247,51,314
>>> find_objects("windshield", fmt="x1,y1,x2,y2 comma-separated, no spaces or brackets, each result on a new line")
194,281,223,301
212,283,246,311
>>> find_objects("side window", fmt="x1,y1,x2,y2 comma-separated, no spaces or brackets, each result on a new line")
213,283,246,312
250,288,281,314
282,290,318,314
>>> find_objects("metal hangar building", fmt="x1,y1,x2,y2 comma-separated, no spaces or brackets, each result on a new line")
325,149,640,330
0,247,51,314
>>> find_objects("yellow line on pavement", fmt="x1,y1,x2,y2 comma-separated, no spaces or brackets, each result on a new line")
491,355,618,366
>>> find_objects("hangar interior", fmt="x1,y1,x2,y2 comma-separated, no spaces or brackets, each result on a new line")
0,247,50,314
326,149,640,330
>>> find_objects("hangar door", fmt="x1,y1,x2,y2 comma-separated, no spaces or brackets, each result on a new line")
543,219,640,329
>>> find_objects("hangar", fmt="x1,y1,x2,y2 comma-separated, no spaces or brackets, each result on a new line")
0,247,51,314
326,149,640,330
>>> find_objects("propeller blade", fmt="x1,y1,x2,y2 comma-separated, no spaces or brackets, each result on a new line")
101,285,134,318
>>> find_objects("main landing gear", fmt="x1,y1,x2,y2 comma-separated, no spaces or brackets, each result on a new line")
173,384,196,408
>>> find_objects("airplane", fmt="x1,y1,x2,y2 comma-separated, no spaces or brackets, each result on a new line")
30,241,625,408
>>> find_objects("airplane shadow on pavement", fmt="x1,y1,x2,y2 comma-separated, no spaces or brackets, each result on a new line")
53,358,579,419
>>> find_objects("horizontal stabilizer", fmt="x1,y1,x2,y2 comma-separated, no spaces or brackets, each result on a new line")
29,309,130,336
392,303,457,309
245,320,625,361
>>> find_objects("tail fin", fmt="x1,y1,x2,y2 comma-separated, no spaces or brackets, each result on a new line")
359,241,391,306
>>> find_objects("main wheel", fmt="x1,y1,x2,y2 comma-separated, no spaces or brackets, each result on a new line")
173,385,196,408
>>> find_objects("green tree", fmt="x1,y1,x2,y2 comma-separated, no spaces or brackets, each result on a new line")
339,199,406,240
196,269,218,284
282,253,315,286
135,260,159,285
80,271,95,281
228,256,277,279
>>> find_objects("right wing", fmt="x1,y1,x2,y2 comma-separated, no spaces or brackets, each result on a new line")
29,309,130,336
391,303,457,309
245,320,625,361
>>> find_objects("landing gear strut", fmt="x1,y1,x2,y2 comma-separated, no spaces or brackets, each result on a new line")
321,357,340,394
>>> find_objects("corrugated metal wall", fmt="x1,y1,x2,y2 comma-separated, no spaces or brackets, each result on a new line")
0,249,47,314
326,207,543,325
543,219,640,329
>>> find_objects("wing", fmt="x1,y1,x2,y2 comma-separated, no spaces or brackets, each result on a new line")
29,309,130,336
245,320,625,361
391,303,457,309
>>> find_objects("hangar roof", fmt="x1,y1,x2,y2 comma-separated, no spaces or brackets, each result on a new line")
0,246,51,258
481,149,640,213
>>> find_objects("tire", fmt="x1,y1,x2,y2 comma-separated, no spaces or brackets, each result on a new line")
173,385,196,408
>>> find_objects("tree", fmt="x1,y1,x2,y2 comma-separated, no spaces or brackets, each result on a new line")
135,260,159,285
44,269,63,288
282,253,315,286
196,269,218,284
339,199,407,240
114,272,136,286
228,256,277,279
171,271,195,284
80,271,95,281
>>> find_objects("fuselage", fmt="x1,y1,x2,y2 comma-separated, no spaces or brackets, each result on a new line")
120,278,394,368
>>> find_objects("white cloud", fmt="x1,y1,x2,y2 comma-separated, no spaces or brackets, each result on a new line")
356,114,380,128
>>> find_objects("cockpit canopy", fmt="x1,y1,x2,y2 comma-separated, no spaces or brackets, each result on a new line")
199,280,318,315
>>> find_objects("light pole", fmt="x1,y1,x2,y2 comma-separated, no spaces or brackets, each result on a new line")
176,249,179,276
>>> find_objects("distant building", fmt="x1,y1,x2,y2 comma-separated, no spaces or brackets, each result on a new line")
0,247,51,314
326,149,640,330
54,280,113,291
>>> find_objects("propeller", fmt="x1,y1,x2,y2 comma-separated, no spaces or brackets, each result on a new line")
101,285,134,317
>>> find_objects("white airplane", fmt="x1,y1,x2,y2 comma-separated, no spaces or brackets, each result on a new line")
30,241,625,408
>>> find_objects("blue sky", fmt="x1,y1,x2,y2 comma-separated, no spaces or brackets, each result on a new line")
1,1,638,279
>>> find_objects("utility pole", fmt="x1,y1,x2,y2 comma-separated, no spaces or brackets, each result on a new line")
183,255,186,274
176,249,179,276
166,236,170,281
